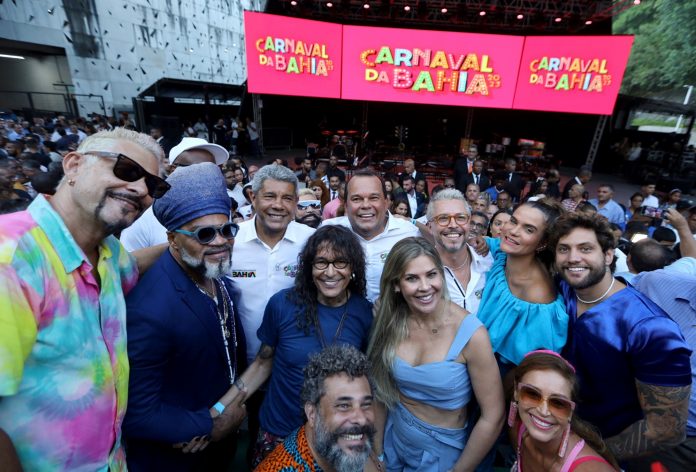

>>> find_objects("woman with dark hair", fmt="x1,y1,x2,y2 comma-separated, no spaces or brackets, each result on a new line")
368,237,504,472
391,194,412,218
309,178,330,208
509,350,618,471
625,192,644,222
476,199,568,369
216,225,373,466
488,209,512,238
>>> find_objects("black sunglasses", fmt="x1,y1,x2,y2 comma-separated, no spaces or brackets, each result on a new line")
87,151,170,198
174,222,239,244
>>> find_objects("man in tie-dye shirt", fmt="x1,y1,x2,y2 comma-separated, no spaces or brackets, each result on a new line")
0,128,167,471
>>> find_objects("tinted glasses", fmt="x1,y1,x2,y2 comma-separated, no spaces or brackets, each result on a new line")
88,151,170,198
432,213,470,227
297,200,321,211
174,222,239,244
517,383,575,419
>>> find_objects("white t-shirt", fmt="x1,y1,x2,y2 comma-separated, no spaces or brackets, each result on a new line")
229,218,315,362
119,207,168,251
321,214,419,302
641,195,660,209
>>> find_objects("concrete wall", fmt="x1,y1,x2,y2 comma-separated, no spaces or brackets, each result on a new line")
0,0,266,116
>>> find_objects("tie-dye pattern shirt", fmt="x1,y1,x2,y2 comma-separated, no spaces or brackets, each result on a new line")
0,195,138,471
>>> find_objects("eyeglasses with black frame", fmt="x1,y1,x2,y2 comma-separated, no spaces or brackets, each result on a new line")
431,213,470,227
516,382,575,419
174,222,239,245
312,258,350,270
86,151,170,198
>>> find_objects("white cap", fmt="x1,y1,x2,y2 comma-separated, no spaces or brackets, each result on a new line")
168,137,228,165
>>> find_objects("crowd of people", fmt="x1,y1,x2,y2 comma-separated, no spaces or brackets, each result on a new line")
0,122,695,472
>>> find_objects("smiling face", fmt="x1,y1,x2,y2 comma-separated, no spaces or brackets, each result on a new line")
346,176,388,240
397,254,443,316
307,373,375,472
170,213,234,279
393,201,410,217
516,369,574,445
253,178,297,238
555,227,612,290
67,139,159,235
500,204,548,256
312,244,352,306
428,199,470,254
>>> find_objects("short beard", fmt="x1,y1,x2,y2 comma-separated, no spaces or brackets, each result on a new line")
313,413,374,472
180,245,232,280
297,213,321,229
94,190,144,235
563,263,607,290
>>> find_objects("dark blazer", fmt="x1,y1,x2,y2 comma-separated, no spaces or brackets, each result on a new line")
461,172,491,192
505,173,526,202
123,250,247,471
400,171,426,186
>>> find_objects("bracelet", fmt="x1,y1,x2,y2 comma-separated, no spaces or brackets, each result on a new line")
234,378,248,393
212,402,226,415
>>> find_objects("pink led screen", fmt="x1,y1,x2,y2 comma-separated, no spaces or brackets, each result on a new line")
244,11,342,99
512,36,634,114
341,25,525,109
243,13,633,115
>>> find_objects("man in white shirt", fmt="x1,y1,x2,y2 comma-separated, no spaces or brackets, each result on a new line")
120,137,229,250
640,181,660,209
321,170,419,302
228,164,314,462
427,189,493,315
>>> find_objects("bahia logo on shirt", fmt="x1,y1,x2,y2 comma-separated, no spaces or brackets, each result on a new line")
282,263,299,278
232,270,257,278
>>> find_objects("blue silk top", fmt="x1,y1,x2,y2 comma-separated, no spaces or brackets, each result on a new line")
560,280,692,437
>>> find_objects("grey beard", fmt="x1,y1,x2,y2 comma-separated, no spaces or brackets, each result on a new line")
313,412,374,472
180,246,232,280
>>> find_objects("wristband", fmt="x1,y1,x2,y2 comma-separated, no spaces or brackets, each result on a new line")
212,402,226,415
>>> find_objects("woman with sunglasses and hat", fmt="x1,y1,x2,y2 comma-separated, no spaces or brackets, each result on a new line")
214,225,373,467
509,350,618,471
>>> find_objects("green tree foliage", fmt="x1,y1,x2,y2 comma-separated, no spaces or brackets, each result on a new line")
614,0,696,98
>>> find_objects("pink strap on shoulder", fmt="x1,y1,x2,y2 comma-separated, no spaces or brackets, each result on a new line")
567,455,611,472
559,439,586,472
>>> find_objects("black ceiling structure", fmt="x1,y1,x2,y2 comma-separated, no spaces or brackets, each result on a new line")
265,0,640,35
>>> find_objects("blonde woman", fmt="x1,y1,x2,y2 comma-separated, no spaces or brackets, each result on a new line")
368,238,504,472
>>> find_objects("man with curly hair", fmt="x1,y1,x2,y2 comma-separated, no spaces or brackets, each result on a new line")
256,345,377,472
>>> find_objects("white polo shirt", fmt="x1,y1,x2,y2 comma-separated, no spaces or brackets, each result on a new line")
321,214,419,302
443,246,493,316
119,207,168,251
230,218,315,362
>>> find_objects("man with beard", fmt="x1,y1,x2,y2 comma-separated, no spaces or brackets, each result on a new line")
256,345,376,472
120,137,229,251
123,163,247,471
296,188,323,229
0,128,168,471
551,212,692,469
427,189,492,315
